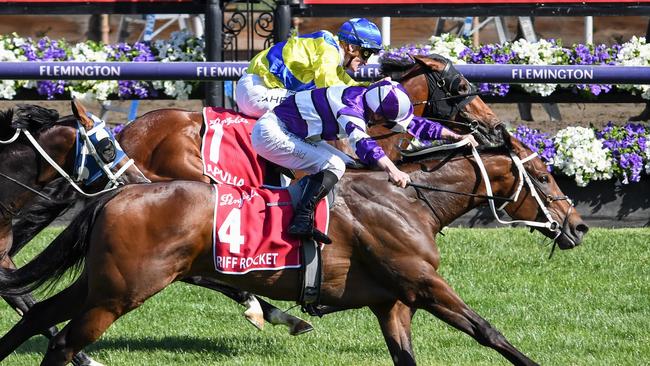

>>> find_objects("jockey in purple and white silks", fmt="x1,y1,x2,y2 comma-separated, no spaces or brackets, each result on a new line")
236,18,383,118
251,80,478,244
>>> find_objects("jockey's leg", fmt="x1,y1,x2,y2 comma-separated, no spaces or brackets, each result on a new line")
252,116,344,244
235,72,293,118
287,170,338,244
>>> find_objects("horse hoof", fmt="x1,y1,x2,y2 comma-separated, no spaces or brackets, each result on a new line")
243,310,265,330
72,352,105,366
289,320,314,336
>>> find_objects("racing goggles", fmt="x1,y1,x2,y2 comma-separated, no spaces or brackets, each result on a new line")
359,47,380,61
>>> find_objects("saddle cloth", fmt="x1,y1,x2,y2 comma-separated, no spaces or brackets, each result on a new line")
201,107,266,187
212,184,329,274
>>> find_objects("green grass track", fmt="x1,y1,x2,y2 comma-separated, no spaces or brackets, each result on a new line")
1,227,648,365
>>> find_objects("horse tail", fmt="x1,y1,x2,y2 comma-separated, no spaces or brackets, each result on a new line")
0,188,122,296
9,177,80,257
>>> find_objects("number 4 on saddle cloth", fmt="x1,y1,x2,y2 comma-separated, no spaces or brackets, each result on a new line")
212,181,330,274
201,107,330,275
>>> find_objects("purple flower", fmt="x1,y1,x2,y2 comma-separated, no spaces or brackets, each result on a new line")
596,122,648,183
512,125,556,171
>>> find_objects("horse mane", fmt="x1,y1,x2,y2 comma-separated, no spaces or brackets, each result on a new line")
397,123,510,165
398,143,509,166
0,104,60,135
379,56,418,80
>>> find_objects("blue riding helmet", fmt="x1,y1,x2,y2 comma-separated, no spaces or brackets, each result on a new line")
337,18,382,50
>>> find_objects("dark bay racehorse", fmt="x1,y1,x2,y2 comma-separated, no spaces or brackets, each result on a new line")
0,104,149,366
0,125,587,366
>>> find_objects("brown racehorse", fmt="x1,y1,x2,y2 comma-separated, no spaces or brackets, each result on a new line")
1,54,511,361
0,103,148,366
0,125,587,366
0,102,314,340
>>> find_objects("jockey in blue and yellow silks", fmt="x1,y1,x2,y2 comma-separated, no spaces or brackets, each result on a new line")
236,18,383,118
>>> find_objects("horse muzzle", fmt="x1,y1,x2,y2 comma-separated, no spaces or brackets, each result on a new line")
555,220,589,250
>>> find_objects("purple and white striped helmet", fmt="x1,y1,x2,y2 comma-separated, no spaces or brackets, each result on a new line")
364,81,414,127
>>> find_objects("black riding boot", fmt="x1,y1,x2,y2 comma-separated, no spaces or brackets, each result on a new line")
288,170,338,244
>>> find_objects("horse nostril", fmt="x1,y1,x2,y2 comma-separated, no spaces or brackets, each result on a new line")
576,223,589,234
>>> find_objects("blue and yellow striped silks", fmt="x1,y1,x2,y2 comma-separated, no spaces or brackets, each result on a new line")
247,30,369,92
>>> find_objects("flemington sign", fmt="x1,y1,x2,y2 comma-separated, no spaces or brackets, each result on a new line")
0,62,649,84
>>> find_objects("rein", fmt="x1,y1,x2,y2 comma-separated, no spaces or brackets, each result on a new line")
408,182,514,202
406,139,573,244
0,171,52,200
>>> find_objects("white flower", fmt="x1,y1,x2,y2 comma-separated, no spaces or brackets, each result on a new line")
70,43,109,62
152,80,192,100
616,36,650,99
0,41,20,98
69,80,117,101
428,33,469,63
554,127,614,186
152,30,205,63
510,38,564,96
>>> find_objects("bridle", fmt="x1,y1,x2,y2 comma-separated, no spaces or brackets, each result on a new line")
0,119,145,200
403,139,575,252
398,54,481,122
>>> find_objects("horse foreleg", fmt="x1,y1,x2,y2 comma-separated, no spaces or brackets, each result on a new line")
183,276,313,335
419,273,538,366
370,301,416,366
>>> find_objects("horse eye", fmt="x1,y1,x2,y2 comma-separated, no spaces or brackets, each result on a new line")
539,175,549,184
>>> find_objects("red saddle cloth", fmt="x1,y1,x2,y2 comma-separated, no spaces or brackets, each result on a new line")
212,184,329,274
201,107,266,187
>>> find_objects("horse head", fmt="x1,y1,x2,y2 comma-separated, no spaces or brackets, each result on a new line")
70,98,149,187
384,54,502,138
0,101,148,217
399,125,587,251
496,126,588,249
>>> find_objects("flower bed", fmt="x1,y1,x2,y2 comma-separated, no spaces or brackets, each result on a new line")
380,33,650,100
2,31,650,101
512,122,648,186
0,31,205,101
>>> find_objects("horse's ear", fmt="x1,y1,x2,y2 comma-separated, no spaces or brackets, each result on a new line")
491,124,511,148
71,98,93,130
411,55,429,67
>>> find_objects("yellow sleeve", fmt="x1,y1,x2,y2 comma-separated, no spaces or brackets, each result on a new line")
312,43,369,88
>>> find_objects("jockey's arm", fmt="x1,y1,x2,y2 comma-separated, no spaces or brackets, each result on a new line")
397,116,478,147
343,117,411,188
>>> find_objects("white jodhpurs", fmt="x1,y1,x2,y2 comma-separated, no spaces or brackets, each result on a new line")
236,72,294,118
251,112,353,180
